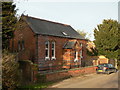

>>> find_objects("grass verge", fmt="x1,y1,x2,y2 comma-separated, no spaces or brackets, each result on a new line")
18,82,54,89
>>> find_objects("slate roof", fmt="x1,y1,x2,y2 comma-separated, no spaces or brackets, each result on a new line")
63,41,76,49
22,15,85,39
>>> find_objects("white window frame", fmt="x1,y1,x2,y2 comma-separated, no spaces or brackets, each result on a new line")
80,49,83,58
80,43,83,47
45,41,50,60
51,41,56,60
74,51,78,62
62,32,68,36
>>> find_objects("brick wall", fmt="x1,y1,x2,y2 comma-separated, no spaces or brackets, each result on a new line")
10,19,37,62
37,35,88,70
37,35,69,70
41,66,96,82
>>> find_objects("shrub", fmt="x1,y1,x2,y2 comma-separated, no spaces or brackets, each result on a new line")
2,50,20,88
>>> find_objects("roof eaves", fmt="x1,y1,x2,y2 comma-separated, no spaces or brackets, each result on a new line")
23,15,70,27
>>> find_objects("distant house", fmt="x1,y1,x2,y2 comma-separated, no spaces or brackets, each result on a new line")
86,41,115,66
10,15,88,71
93,56,109,65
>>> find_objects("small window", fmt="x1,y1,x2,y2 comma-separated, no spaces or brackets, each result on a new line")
51,41,56,60
80,43,83,47
80,50,83,58
45,41,50,60
22,40,25,50
74,51,76,59
18,41,21,51
62,32,68,36
18,40,25,51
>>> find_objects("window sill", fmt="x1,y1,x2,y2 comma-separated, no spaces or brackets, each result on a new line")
45,57,50,60
80,56,83,58
51,57,56,60
74,59,78,62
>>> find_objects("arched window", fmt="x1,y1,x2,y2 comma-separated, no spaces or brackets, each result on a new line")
18,41,21,51
51,41,56,60
22,40,25,50
45,41,50,60
80,43,83,47
80,49,83,58
74,51,78,62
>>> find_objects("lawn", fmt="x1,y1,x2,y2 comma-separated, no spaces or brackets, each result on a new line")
19,82,53,89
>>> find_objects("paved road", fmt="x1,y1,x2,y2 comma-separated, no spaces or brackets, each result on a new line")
49,72,119,88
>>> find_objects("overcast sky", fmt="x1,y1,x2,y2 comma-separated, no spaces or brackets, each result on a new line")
14,0,119,41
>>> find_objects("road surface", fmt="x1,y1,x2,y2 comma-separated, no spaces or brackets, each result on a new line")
49,71,119,88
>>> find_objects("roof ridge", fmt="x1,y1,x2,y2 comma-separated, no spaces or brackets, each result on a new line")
20,14,85,40
23,14,70,26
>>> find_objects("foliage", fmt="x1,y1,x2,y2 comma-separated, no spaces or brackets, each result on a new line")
87,47,98,56
76,30,91,40
0,2,2,46
2,2,17,49
94,19,120,60
86,41,98,56
2,50,20,88
118,60,120,70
